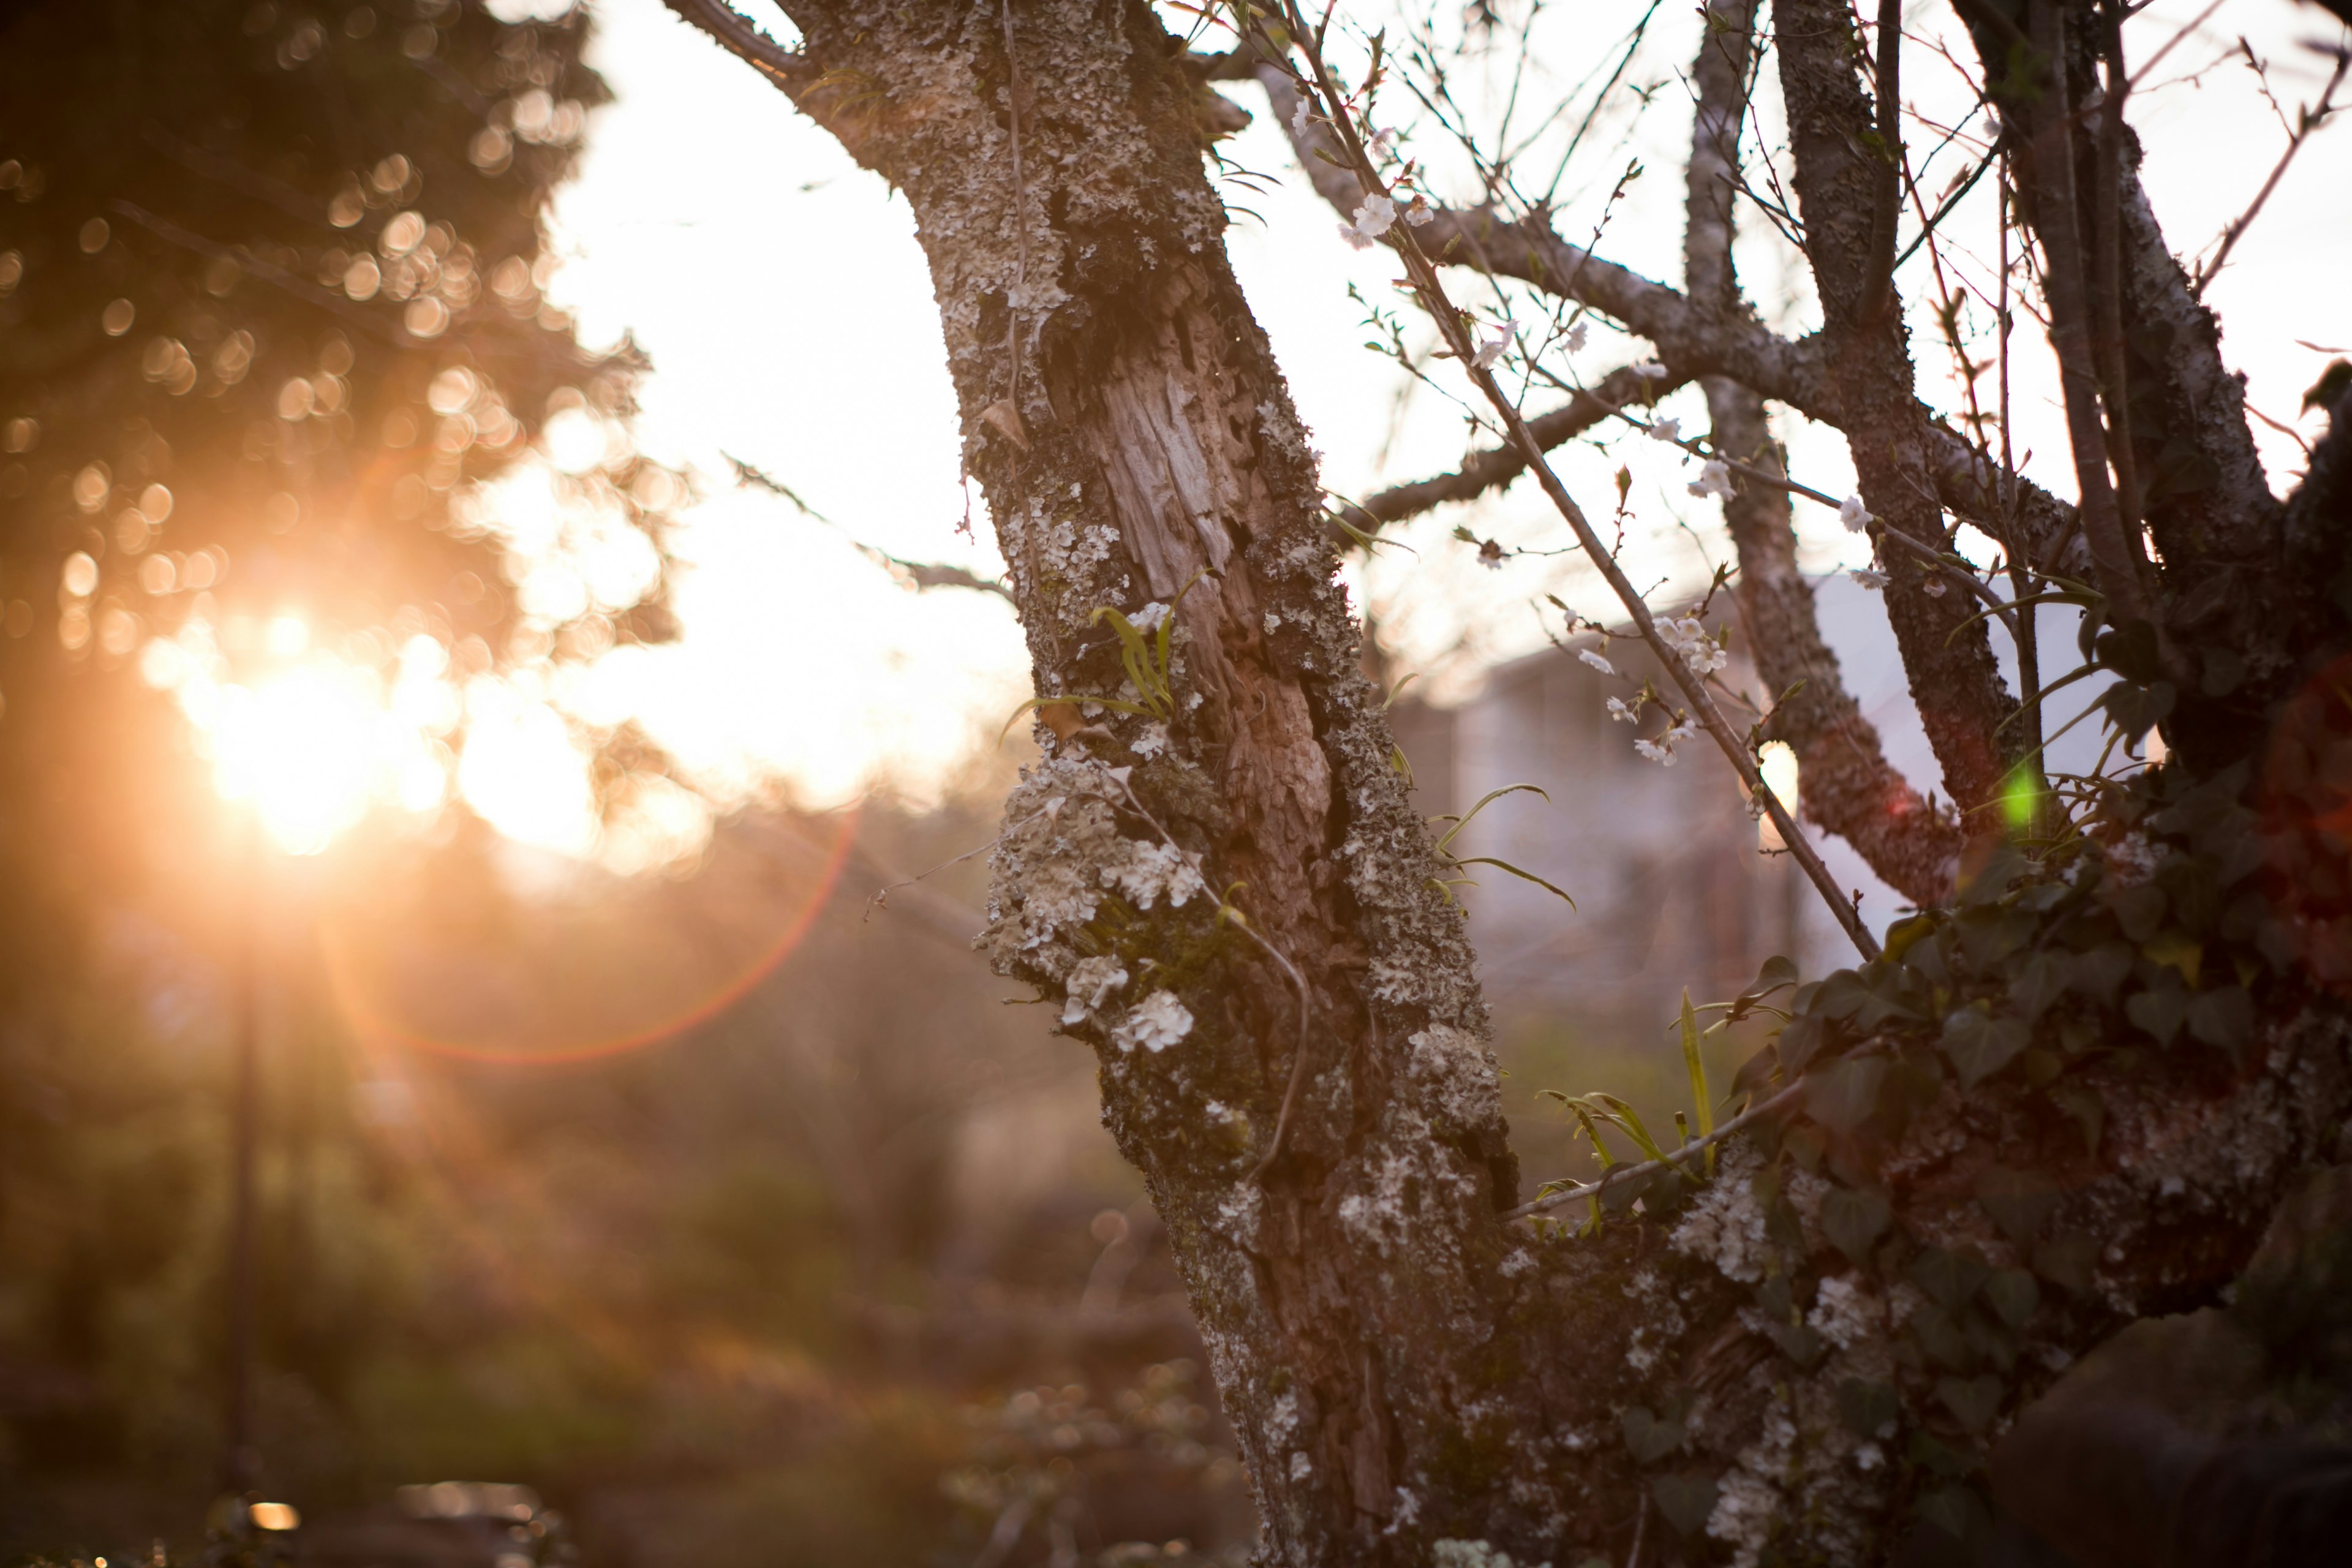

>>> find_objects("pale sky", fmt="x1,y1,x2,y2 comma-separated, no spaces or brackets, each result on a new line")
467,0,2349,859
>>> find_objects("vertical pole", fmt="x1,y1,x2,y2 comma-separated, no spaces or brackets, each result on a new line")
222,815,261,1499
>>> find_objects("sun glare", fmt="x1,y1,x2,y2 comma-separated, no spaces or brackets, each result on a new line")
145,613,468,856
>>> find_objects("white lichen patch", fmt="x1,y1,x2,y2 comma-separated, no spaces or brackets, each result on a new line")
1107,839,1207,910
1806,1274,1882,1352
1060,956,1130,1025
1619,1268,1687,1374
1671,1146,1774,1283
1406,1023,1504,1134
978,758,1212,1022
1113,990,1194,1053
1432,1540,1550,1568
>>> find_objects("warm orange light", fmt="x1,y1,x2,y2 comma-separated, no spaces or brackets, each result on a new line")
208,664,384,854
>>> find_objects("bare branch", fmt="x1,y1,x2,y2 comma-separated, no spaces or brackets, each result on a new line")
1278,13,1882,959
1776,0,2028,822
1250,62,2089,584
731,454,1014,602
2190,45,2348,298
1684,0,1964,907
1340,363,1688,533
660,0,807,81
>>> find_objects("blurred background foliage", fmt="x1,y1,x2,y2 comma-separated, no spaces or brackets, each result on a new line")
0,1,1254,1563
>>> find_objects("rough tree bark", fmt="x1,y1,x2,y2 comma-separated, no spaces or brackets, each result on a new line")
668,1,2352,1562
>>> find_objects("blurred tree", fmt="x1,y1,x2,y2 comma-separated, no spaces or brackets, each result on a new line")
0,0,674,1491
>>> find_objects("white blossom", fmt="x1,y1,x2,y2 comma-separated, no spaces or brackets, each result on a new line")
1566,321,1588,353
1471,317,1521,371
1687,459,1735,500
1291,97,1314,140
1404,194,1434,225
1923,577,1948,597
1647,417,1681,444
1659,614,1727,676
1849,567,1889,590
1339,193,1397,250
1476,538,1506,570
1366,126,1398,160
1839,494,1874,533
1578,647,1615,675
1114,990,1194,1053
1607,695,1640,723
1630,359,1670,381
1634,736,1677,766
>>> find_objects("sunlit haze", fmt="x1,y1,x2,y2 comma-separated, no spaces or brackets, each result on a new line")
184,0,2349,865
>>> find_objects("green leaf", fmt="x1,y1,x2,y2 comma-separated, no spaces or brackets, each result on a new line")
1431,782,1550,855
2110,883,2168,942
1909,1302,1975,1371
1451,856,1576,908
1777,1014,1829,1076
1974,1166,2060,1249
1678,990,1714,1170
1761,1318,1825,1368
1806,1056,1887,1136
1910,1245,1991,1311
2013,951,2069,1020
1650,1472,1719,1537
2125,984,2187,1047
1727,1042,1780,1106
1820,1186,1891,1265
1984,1267,2040,1327
1937,1373,2005,1433
1941,1008,2029,1088
2187,984,2253,1050
1621,1404,1685,1464
2070,943,2133,1006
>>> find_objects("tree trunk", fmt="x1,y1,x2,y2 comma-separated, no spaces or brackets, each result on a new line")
679,2,2352,1561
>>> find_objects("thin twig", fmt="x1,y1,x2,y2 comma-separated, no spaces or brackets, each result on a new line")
2189,45,2349,298
1276,12,1879,962
1505,1080,1809,1223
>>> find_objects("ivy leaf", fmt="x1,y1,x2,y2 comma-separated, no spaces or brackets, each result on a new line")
1806,1056,1887,1136
1728,1042,1781,1106
1936,1373,2006,1433
2187,984,2254,1050
1621,1404,1685,1464
2069,943,2134,1007
1942,1008,2029,1088
1974,1166,2060,1250
1984,1267,2041,1327
2125,984,2188,1047
1910,1246,1991,1311
1777,1014,1828,1075
2101,679,2176,745
1820,1185,1891,1265
1650,1472,1719,1537
1761,1318,1825,1369
2013,951,2069,1021
2109,883,2168,942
